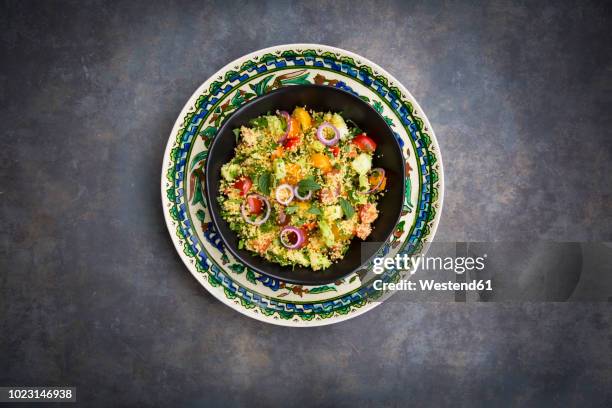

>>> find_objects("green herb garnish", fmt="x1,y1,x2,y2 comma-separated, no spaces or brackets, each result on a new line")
297,177,321,196
232,128,241,142
338,197,355,219
249,117,268,128
307,205,322,216
285,205,299,215
260,219,274,232
257,171,271,195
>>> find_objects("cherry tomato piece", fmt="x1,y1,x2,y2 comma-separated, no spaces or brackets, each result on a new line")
284,137,300,150
302,221,316,231
299,227,309,247
233,177,252,196
247,195,263,214
352,134,377,152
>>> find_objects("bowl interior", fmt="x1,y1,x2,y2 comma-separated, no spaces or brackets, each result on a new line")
205,85,405,285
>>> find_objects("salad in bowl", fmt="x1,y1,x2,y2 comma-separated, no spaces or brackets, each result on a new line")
218,108,387,270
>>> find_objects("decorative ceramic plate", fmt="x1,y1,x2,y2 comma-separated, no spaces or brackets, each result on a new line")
161,44,444,326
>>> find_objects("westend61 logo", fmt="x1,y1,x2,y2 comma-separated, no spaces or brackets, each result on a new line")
372,253,491,292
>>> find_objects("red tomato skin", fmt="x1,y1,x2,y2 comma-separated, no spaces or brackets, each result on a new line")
233,177,252,196
284,137,300,150
330,145,340,157
352,134,377,152
298,227,309,248
247,196,263,214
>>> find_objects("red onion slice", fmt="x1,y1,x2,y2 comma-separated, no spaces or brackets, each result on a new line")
278,111,292,144
280,226,305,249
358,168,386,194
275,183,294,205
240,194,271,225
316,122,340,146
293,185,313,201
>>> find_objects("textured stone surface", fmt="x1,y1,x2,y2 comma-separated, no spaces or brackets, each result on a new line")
1,0,611,406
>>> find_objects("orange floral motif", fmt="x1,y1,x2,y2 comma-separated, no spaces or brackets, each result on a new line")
313,73,339,86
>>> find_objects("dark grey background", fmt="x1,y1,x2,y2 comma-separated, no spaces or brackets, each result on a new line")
1,0,611,406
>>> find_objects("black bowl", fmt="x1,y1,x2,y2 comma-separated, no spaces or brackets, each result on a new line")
205,85,405,285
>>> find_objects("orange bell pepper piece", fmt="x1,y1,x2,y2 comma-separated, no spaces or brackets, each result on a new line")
311,153,332,173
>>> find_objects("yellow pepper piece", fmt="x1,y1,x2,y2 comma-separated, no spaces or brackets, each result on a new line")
270,145,284,160
369,172,387,191
293,107,312,131
331,224,342,240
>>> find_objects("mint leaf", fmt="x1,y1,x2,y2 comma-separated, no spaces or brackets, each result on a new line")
297,177,321,196
338,197,355,219
257,171,271,195
285,205,299,215
307,205,322,216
